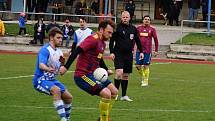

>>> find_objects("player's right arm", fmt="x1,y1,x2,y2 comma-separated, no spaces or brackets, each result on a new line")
109,32,116,60
39,63,55,73
38,48,55,73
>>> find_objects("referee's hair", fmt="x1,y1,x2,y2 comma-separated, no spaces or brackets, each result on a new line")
48,27,63,39
98,20,115,30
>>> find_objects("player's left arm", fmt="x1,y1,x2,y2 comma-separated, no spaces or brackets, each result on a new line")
134,28,144,59
99,58,113,75
152,28,159,57
59,47,83,75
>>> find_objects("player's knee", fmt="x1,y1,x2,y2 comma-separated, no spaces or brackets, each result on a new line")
115,69,123,79
62,91,73,103
65,95,73,103
64,96,72,104
111,88,118,96
122,74,129,80
51,86,61,96
100,88,112,99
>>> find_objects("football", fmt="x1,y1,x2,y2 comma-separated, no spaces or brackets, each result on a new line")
93,68,108,82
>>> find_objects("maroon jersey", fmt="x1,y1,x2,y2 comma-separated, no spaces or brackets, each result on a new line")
136,25,159,53
74,33,106,77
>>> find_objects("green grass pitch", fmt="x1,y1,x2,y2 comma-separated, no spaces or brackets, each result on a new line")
0,54,215,121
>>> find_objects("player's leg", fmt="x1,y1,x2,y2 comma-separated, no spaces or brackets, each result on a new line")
114,69,123,90
56,81,73,121
120,73,133,101
33,79,67,120
106,83,118,112
51,86,67,121
99,88,112,121
61,90,73,121
113,53,124,92
142,53,152,86
74,74,112,121
135,51,144,85
120,53,133,101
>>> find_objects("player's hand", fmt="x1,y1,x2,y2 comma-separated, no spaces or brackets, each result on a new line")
139,53,144,60
110,53,115,60
59,66,68,75
153,51,158,57
107,69,114,76
48,67,56,73
59,56,65,66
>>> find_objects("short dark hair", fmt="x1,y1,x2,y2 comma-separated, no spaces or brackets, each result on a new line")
143,15,151,20
65,17,70,21
48,27,63,39
98,20,115,30
79,16,86,22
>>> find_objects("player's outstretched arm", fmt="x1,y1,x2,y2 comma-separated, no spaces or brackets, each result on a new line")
59,47,83,75
99,58,114,76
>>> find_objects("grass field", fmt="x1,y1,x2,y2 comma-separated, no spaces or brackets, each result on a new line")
176,33,215,45
0,54,215,121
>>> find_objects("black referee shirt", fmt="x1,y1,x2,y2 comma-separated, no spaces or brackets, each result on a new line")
109,23,143,54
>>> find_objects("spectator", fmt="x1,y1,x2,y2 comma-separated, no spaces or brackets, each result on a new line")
61,19,74,48
168,0,177,26
71,17,93,52
46,19,60,33
75,0,87,15
18,12,27,36
175,0,183,26
91,0,99,15
52,0,64,21
159,0,171,25
125,0,135,23
27,0,37,20
0,0,6,11
202,0,208,26
0,17,5,36
33,18,46,45
188,0,200,26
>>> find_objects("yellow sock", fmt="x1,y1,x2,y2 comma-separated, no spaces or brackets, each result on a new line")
99,98,110,121
137,67,144,79
144,68,150,82
137,67,142,75
109,96,116,112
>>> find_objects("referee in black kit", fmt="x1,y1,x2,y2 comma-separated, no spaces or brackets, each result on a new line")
109,11,143,101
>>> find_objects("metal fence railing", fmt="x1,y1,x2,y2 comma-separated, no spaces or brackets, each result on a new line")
0,11,117,23
180,19,215,43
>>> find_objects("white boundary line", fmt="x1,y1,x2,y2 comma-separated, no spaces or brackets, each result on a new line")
0,71,75,80
0,105,210,113
0,62,172,80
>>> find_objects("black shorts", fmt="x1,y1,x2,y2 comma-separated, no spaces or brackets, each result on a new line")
114,52,133,73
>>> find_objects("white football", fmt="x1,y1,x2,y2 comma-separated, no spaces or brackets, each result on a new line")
93,68,108,82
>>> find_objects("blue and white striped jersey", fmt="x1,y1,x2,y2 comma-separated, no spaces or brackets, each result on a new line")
34,43,63,80
73,28,93,46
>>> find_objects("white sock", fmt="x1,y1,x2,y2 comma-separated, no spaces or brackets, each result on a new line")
53,100,66,118
64,103,72,119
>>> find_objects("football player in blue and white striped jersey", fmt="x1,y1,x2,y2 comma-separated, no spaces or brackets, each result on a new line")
33,27,73,121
